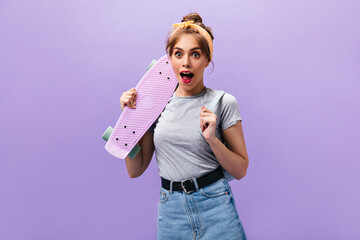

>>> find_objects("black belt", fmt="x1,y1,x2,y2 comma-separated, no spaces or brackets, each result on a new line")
161,166,224,194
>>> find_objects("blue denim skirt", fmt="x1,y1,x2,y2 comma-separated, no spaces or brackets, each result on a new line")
157,178,246,240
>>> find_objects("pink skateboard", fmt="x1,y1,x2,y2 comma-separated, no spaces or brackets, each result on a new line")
102,55,177,159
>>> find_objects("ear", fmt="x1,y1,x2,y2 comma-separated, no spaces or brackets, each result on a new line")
205,60,210,68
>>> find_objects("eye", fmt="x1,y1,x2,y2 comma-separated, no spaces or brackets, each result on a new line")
174,51,182,57
192,52,200,58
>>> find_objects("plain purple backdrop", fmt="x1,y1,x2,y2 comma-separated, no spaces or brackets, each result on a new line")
1,0,359,239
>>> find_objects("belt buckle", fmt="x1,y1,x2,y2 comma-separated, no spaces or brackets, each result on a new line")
181,179,194,194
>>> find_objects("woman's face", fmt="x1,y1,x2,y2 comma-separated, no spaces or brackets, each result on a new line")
170,34,210,96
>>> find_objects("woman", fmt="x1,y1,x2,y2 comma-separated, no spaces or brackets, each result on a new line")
120,13,249,240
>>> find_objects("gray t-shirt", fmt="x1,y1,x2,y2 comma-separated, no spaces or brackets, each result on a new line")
149,87,242,181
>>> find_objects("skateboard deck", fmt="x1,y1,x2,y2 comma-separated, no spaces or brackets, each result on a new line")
102,55,177,159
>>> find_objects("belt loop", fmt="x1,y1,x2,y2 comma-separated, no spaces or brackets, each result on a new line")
170,181,173,195
192,178,199,191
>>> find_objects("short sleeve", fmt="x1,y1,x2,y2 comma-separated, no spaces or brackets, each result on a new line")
220,93,242,131
147,118,158,133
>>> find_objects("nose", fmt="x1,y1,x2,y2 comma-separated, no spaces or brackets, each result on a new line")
182,55,191,68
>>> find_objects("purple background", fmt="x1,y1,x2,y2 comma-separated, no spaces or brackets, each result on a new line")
1,0,359,239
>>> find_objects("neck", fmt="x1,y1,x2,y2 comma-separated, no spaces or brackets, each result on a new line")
175,83,206,97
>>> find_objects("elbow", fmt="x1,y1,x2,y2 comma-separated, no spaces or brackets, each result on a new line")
234,158,249,180
127,170,143,178
128,173,140,178
128,172,142,178
234,170,247,180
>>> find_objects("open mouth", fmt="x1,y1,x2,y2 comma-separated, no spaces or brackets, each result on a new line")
180,72,194,83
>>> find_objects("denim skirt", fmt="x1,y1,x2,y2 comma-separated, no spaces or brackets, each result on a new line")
157,178,246,240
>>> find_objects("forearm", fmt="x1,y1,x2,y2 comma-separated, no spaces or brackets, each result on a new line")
124,147,144,178
124,132,154,178
208,137,249,180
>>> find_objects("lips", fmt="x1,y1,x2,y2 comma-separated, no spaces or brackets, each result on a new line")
180,71,194,83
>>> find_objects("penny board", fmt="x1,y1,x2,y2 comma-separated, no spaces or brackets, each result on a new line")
103,55,177,159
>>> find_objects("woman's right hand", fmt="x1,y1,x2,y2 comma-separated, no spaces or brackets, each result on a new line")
120,88,137,111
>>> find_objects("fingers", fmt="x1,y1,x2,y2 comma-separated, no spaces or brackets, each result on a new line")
120,88,137,110
200,106,215,119
200,117,212,129
200,106,212,114
200,106,216,131
200,118,205,132
200,118,210,132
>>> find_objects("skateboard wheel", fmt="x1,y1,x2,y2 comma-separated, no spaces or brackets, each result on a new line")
102,126,114,141
128,144,141,159
146,59,157,71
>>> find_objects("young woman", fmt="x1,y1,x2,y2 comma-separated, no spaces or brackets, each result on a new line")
120,13,249,240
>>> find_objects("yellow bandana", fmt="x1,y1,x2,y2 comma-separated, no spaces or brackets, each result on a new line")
171,20,213,61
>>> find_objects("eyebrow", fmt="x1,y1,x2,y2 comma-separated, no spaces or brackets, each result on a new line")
174,47,201,51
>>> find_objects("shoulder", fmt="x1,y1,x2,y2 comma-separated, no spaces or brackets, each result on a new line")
206,88,239,108
221,92,238,106
220,93,240,119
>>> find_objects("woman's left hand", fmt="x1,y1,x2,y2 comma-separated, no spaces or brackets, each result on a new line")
200,106,218,143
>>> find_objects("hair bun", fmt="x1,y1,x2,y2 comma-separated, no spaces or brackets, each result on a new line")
182,13,203,24
180,12,214,40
